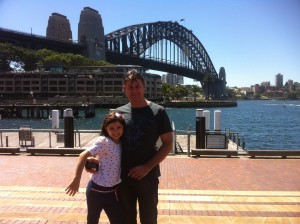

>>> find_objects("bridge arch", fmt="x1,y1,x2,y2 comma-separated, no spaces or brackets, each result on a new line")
105,21,218,80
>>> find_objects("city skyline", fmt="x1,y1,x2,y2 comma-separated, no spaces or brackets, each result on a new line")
0,0,299,87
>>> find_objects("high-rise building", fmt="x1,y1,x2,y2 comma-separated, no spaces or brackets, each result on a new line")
177,75,184,84
162,73,183,85
46,13,72,41
261,81,270,87
287,79,294,91
275,73,283,88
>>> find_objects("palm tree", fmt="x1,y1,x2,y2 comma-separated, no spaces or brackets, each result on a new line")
190,85,201,101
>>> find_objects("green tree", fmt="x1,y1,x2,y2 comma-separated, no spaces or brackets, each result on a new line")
0,43,111,72
162,83,174,102
0,43,24,71
172,85,189,100
226,87,236,100
203,71,215,100
287,92,297,100
43,53,69,65
190,85,201,101
23,50,38,71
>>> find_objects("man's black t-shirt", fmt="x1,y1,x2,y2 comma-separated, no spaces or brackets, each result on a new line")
116,102,173,179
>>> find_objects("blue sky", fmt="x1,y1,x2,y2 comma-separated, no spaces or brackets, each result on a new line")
0,0,299,87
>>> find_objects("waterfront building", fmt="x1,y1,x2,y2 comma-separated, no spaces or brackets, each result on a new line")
275,73,283,88
250,84,263,95
0,65,162,103
177,75,184,84
295,83,300,98
162,73,183,85
261,81,270,87
287,79,294,91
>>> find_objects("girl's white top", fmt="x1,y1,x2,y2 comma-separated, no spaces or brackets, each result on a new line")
87,136,122,187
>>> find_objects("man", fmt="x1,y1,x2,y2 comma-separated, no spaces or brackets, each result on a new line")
116,69,173,224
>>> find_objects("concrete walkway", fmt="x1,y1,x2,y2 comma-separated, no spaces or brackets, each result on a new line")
0,153,300,224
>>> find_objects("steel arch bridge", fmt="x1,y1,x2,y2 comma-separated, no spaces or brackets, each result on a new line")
105,21,226,99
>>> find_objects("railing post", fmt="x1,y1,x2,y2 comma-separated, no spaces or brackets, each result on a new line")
6,136,8,147
49,131,51,148
74,131,77,147
172,122,176,155
78,132,81,147
187,132,190,157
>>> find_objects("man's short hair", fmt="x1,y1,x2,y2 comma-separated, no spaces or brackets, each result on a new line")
124,69,145,85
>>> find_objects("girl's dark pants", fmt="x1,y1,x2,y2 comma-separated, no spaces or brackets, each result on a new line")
86,180,122,224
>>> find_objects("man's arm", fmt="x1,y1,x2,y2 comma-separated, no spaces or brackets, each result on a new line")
128,131,173,180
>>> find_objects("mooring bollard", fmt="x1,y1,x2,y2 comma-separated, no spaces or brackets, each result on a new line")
52,110,59,129
214,110,222,132
203,110,210,131
64,108,74,148
196,109,205,149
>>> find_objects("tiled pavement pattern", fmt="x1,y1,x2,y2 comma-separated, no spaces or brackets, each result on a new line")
0,155,300,224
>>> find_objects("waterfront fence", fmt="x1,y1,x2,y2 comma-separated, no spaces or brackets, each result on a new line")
1,128,244,154
0,128,100,148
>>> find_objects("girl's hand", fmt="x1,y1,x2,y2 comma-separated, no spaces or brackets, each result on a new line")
65,178,80,196
85,157,99,173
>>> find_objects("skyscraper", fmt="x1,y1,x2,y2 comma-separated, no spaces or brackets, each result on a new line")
275,73,283,88
162,73,183,85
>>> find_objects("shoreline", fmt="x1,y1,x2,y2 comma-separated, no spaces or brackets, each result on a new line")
162,101,237,108
0,101,237,119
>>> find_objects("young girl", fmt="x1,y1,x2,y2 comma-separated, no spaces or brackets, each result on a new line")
65,111,125,224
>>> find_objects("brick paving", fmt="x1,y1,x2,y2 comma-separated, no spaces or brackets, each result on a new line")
0,154,300,223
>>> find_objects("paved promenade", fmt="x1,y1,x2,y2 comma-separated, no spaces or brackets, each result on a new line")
0,153,300,224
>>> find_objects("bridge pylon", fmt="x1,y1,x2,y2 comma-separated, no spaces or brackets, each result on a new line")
78,7,106,61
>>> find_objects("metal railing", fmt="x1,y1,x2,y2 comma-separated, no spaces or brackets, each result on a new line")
1,128,245,155
174,129,245,156
0,129,100,148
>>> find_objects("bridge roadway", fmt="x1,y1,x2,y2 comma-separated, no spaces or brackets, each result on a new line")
0,132,300,223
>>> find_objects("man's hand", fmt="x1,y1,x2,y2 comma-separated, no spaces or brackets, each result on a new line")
128,164,151,180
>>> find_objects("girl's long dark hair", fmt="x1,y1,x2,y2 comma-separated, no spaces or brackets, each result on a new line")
100,111,126,137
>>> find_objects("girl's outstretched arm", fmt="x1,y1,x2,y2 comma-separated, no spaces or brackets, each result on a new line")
65,150,92,196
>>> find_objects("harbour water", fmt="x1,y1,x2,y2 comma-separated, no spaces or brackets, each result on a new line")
0,100,299,150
